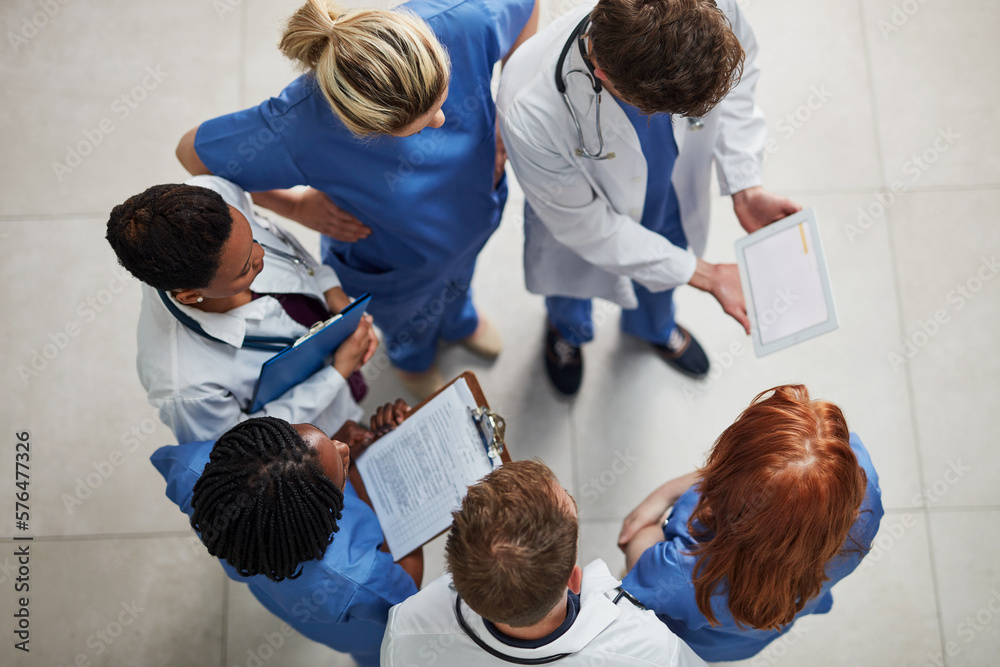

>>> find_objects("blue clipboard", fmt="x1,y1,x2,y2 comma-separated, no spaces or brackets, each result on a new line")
248,294,372,413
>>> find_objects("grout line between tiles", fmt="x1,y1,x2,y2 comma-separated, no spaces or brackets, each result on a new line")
221,577,230,667
855,3,949,660
0,530,192,543
238,0,248,108
0,214,107,222
926,505,1000,513
881,146,951,667
856,0,887,190
567,400,580,503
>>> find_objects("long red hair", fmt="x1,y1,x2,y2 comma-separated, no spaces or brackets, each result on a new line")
688,385,867,630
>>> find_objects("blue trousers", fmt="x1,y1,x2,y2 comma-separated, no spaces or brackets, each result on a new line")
365,260,479,372
547,215,687,347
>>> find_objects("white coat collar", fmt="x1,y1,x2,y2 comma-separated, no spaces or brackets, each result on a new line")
158,218,310,349
454,559,624,660
161,290,272,349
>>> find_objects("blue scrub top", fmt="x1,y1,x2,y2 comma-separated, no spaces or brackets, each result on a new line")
622,433,884,662
618,104,685,245
194,0,535,303
150,441,417,667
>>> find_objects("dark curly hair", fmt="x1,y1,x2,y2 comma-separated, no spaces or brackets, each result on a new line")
589,0,745,117
106,183,233,291
190,417,346,582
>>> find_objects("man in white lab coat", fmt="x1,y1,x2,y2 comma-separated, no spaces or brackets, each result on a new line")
498,0,799,395
380,460,707,666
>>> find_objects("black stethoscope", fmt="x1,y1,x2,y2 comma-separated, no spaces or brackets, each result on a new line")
554,16,704,161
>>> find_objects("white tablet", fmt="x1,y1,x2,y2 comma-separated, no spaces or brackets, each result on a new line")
734,208,839,357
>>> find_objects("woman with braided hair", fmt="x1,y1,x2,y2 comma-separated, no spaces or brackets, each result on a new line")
152,406,417,667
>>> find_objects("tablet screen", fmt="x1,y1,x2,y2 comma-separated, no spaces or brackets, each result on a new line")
744,221,829,345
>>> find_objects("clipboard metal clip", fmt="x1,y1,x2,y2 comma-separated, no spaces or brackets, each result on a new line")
293,314,343,347
469,406,506,469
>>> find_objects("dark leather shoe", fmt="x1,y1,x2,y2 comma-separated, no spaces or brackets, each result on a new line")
545,327,583,396
651,325,709,377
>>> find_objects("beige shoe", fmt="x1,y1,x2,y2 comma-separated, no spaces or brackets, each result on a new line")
459,315,502,359
396,365,446,401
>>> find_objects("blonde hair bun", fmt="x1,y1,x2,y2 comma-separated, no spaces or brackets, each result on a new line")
280,0,450,135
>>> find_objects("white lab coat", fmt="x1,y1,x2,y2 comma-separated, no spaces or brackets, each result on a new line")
380,559,708,666
135,175,362,444
497,1,766,308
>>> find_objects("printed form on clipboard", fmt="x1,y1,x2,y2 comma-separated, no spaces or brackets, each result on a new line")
354,372,510,560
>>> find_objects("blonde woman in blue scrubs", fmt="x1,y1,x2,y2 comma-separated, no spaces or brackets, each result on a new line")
177,0,538,398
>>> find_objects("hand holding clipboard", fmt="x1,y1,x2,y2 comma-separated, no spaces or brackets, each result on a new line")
353,372,510,560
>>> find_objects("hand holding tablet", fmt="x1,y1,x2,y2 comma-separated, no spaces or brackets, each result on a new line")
734,208,839,357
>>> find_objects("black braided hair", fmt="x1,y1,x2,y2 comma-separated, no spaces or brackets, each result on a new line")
106,183,232,291
190,417,345,582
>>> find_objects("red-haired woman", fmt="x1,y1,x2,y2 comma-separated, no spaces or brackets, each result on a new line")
618,385,883,662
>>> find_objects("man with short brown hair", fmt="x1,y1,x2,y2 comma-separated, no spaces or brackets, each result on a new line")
380,460,706,666
498,0,800,396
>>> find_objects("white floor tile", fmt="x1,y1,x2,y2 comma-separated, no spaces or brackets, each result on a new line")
888,191,1000,507
0,0,241,217
861,0,1000,188
227,582,358,667
2,536,224,667
744,0,883,192
928,509,1000,667
0,220,190,537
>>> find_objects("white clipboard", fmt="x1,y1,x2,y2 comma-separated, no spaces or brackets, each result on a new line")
734,208,839,357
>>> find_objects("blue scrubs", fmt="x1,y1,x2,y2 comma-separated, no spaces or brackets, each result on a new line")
194,0,535,372
621,433,884,662
151,441,417,667
546,105,686,347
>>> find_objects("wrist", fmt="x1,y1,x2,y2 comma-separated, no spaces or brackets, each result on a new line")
325,287,351,314
732,186,761,207
688,259,717,293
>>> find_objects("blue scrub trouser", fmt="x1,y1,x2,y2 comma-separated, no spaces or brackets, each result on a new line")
546,285,677,347
365,260,479,373
546,215,687,348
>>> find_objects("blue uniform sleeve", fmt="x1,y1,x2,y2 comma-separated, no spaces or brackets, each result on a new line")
150,442,212,517
342,550,419,625
480,0,536,60
848,433,884,548
623,538,708,631
194,103,307,192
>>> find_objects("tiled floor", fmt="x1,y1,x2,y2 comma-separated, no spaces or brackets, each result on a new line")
1,0,997,665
